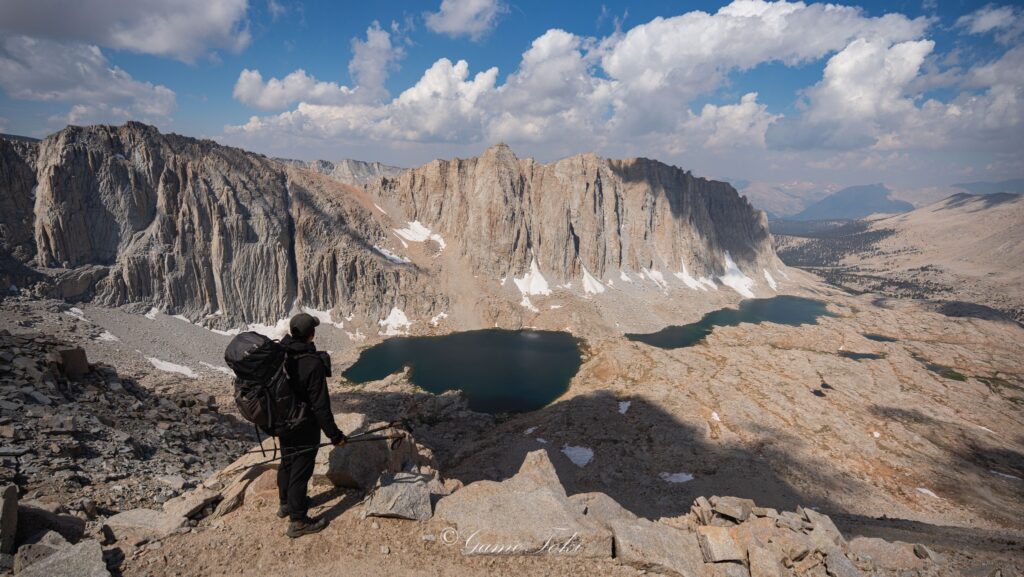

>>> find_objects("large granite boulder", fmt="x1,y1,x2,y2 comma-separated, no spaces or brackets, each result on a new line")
105,508,187,542
17,540,108,577
362,472,433,521
434,450,612,558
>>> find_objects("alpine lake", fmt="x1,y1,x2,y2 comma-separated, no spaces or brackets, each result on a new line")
343,296,834,413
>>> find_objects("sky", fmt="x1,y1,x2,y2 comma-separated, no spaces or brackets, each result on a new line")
0,0,1021,198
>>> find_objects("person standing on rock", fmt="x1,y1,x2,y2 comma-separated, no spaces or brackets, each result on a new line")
277,312,347,538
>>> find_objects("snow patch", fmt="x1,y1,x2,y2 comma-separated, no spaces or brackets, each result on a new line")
916,487,939,499
210,327,241,336
561,445,594,468
372,203,387,215
659,472,695,483
549,304,563,310
302,306,344,329
346,329,366,342
374,246,411,265
64,307,88,322
520,295,539,313
718,252,755,298
776,268,791,280
763,269,778,291
144,307,160,320
618,401,631,414
619,271,633,283
394,221,446,250
430,312,448,326
523,426,538,435
711,411,721,422
641,268,667,289
199,361,234,377
248,318,290,340
8,284,18,293
514,258,551,296
674,264,704,291
536,437,548,444
379,307,412,336
172,314,191,323
146,357,198,379
989,470,1022,481
96,331,119,342
581,266,606,295
872,431,881,438
698,276,718,290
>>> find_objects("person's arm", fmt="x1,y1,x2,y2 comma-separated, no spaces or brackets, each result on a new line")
302,358,346,444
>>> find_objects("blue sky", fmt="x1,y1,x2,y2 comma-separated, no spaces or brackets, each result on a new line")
0,0,1021,202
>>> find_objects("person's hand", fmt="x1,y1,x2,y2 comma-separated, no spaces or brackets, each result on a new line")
333,434,347,447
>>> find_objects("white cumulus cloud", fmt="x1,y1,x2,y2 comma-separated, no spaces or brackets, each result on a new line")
0,0,250,62
0,35,176,126
425,0,508,41
233,22,404,111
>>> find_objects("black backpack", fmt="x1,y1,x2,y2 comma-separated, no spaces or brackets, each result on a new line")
224,332,307,436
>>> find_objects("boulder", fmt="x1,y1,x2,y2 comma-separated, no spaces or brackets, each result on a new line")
15,503,85,545
56,347,89,380
697,525,747,563
0,484,16,553
247,468,278,497
162,488,221,519
711,496,755,522
17,540,109,577
105,508,187,542
316,437,389,489
847,537,927,571
363,472,433,521
13,530,69,573
570,492,637,527
48,265,108,300
434,450,612,558
315,419,435,490
213,464,271,518
824,548,863,577
156,474,187,491
609,516,705,576
748,543,787,577
803,507,847,551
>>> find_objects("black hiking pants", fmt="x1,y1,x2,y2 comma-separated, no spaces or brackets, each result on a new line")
277,419,320,520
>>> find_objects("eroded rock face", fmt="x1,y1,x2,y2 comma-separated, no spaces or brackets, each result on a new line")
376,145,776,283
18,122,776,328
276,158,406,187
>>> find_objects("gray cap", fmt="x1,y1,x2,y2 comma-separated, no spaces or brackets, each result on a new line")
289,312,320,339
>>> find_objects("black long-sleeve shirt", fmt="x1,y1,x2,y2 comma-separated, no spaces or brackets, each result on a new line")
280,335,345,444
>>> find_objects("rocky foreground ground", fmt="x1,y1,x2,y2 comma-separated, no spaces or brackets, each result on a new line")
0,283,1021,576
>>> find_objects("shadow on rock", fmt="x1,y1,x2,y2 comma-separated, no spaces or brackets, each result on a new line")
334,387,864,522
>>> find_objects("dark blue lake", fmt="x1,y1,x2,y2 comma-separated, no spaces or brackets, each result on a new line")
626,296,832,349
341,329,582,413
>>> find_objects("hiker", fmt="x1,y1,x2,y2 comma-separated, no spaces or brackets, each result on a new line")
276,312,347,537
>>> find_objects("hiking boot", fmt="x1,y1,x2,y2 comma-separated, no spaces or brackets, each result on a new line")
277,503,290,519
286,516,327,538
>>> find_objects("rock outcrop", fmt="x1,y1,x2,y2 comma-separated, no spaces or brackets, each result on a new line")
378,144,776,285
3,122,778,329
276,157,406,187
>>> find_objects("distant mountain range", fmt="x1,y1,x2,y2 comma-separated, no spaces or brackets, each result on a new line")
789,184,913,221
952,178,1024,195
773,192,1024,321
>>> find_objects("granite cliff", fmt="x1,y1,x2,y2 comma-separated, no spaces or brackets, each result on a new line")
1,122,781,331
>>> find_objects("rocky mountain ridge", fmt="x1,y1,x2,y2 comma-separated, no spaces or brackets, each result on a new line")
275,157,406,187
1,122,780,332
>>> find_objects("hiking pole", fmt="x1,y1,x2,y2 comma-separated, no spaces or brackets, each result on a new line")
224,434,406,475
240,420,409,456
